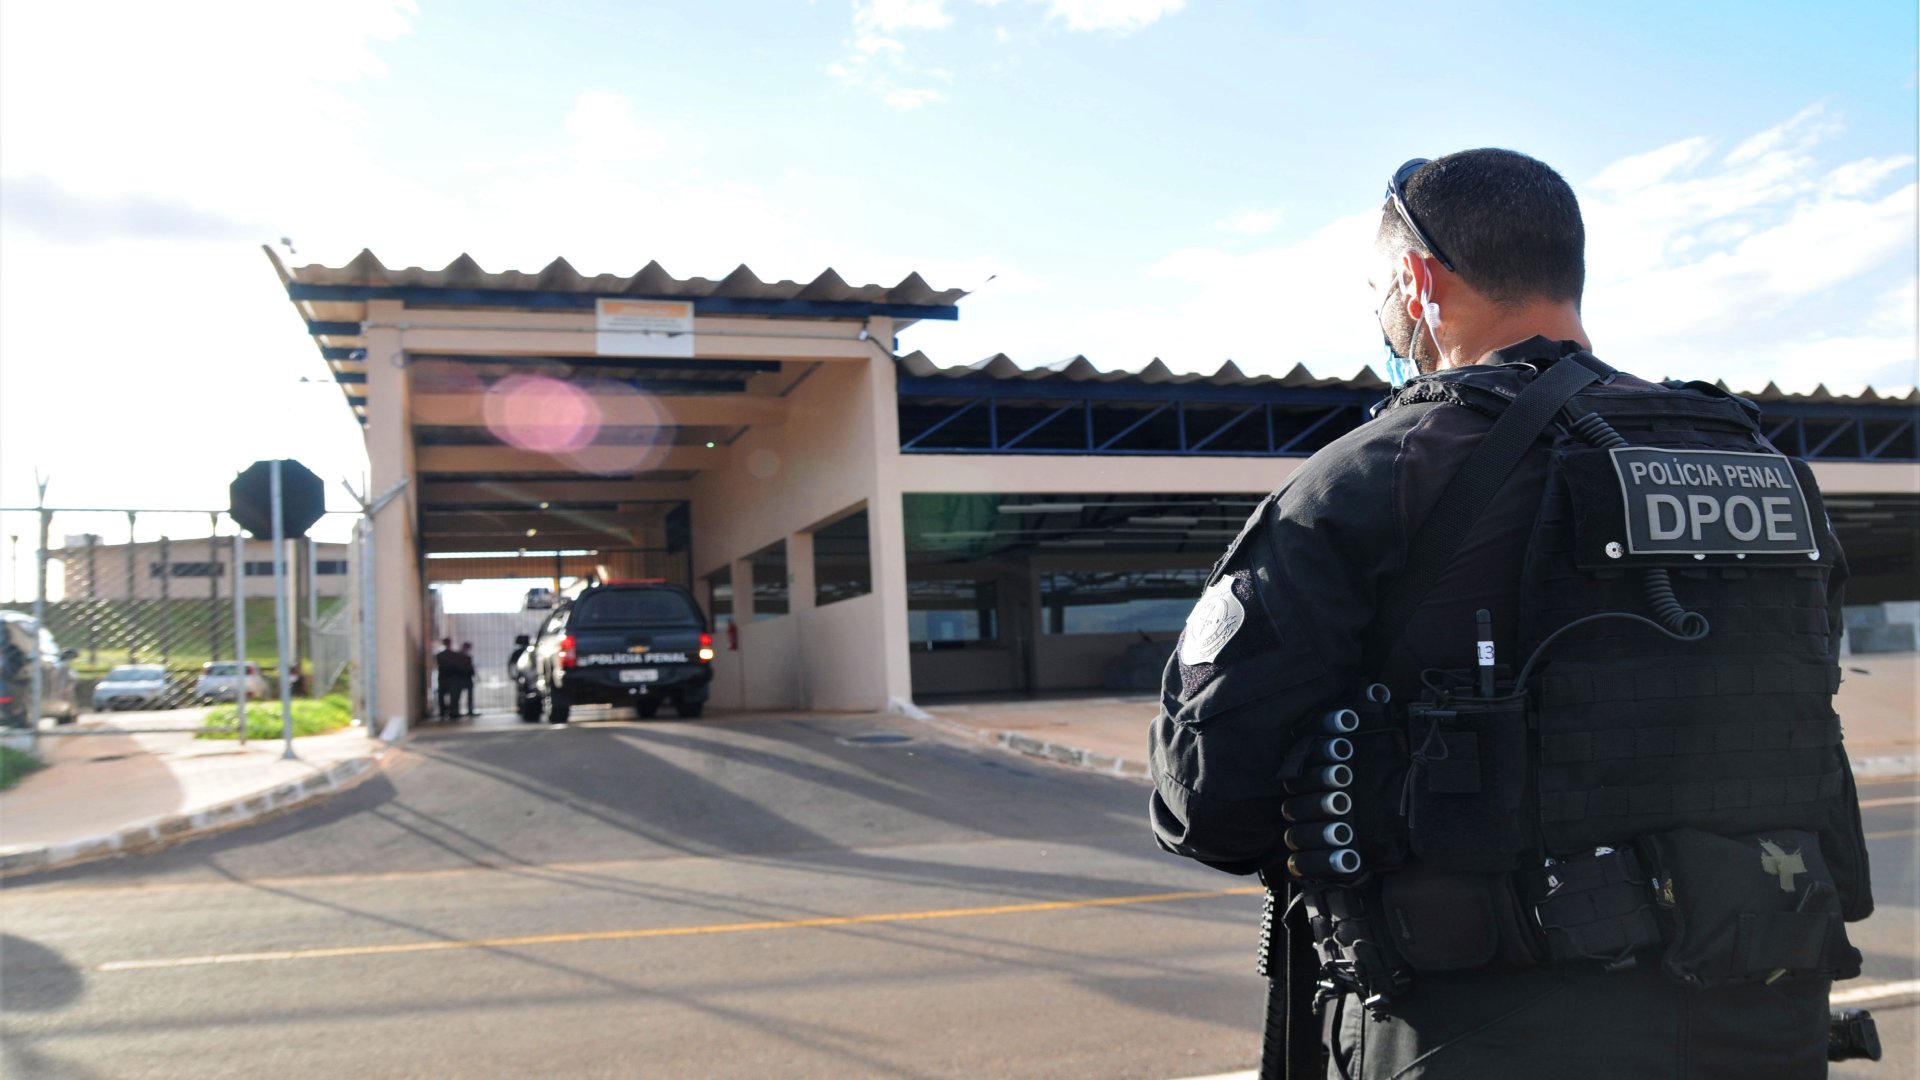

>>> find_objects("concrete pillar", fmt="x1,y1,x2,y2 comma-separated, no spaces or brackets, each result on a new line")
363,300,424,731
861,318,915,708
787,528,816,708
732,555,755,623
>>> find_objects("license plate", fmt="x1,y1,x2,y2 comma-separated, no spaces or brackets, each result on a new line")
619,668,659,684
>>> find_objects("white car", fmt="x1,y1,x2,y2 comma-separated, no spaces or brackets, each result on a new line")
92,664,171,710
195,661,269,702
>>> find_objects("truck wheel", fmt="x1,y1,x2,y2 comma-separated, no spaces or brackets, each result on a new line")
518,694,542,723
673,699,704,720
635,699,660,720
547,691,571,725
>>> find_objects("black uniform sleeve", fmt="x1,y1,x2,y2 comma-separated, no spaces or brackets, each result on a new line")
1148,408,1430,874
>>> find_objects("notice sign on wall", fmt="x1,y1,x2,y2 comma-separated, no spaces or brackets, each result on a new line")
595,298,695,357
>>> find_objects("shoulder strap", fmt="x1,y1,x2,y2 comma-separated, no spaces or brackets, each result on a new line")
1366,358,1603,665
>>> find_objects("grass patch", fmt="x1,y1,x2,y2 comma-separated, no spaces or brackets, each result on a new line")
198,693,355,741
0,745,45,791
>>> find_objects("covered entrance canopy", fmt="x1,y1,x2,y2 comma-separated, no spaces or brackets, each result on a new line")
270,249,964,726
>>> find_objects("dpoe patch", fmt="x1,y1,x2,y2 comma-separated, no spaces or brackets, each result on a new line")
1608,447,1816,557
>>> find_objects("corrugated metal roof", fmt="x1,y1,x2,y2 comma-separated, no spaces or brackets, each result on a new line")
895,351,1919,406
274,248,968,307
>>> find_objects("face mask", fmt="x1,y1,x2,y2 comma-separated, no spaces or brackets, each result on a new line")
1377,284,1419,388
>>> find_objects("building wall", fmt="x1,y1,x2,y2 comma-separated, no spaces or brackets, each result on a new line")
53,539,351,601
688,335,906,712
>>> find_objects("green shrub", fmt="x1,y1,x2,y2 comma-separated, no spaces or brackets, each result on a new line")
198,693,355,741
0,745,44,791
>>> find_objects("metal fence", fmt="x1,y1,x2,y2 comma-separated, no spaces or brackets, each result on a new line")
0,505,373,742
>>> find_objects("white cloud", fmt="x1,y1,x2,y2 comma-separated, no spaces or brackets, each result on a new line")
1217,207,1286,236
564,92,667,163
0,0,423,510
916,105,1917,397
1582,105,1916,393
1041,0,1186,33
828,0,1185,108
863,0,954,31
829,1,952,110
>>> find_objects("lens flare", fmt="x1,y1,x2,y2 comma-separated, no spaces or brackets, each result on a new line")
483,375,601,454
557,380,674,476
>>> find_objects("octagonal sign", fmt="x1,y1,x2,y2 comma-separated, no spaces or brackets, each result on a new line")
230,459,326,539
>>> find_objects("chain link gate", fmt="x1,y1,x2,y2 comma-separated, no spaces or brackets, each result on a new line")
0,506,371,745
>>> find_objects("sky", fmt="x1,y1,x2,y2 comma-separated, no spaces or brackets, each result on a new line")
0,0,1915,540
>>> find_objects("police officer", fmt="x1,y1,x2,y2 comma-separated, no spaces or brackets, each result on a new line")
1149,149,1875,1078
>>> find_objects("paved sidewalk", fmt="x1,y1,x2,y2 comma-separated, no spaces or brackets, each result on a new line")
919,651,1919,779
0,716,392,876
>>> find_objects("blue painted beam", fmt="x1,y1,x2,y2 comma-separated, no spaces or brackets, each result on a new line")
307,320,362,336
334,372,368,384
286,283,959,322
1757,401,1920,420
897,375,1382,408
321,347,368,361
412,354,782,374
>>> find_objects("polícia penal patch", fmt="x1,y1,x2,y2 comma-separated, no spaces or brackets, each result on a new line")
1606,447,1816,556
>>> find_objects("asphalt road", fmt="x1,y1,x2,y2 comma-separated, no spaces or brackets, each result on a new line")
1,715,1914,1079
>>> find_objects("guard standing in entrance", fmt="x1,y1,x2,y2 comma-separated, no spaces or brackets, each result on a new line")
433,637,458,722
1148,149,1877,1078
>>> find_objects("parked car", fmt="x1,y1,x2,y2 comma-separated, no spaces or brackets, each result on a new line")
0,612,79,726
92,664,171,711
195,661,269,702
524,587,554,610
523,581,713,723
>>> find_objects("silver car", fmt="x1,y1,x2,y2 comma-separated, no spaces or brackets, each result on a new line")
195,661,269,702
92,664,170,710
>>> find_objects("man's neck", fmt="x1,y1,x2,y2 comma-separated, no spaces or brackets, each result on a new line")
1436,300,1590,370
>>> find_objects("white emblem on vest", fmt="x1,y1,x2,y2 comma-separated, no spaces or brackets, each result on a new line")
1179,577,1246,667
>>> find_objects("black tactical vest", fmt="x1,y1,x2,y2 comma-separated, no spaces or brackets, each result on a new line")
1302,364,1872,990
1518,379,1872,916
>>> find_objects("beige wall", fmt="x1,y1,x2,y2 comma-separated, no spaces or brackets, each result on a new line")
53,539,351,602
687,320,908,713
898,453,1302,495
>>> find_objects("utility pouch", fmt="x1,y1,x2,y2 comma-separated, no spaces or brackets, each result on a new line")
1515,847,1663,966
1402,691,1530,873
1636,828,1862,988
1302,884,1414,1001
1380,865,1541,971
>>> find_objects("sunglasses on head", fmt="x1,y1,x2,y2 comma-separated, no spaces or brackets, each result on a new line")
1385,158,1456,272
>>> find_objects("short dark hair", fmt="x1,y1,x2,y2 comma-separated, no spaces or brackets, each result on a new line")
1377,149,1585,306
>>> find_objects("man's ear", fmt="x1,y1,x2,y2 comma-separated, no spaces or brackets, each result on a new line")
1398,252,1434,322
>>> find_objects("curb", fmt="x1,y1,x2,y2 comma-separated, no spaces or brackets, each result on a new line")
910,715,1916,785
905,710,1149,779
1851,754,1917,779
0,740,402,879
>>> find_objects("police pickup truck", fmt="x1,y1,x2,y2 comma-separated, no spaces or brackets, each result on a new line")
521,580,715,723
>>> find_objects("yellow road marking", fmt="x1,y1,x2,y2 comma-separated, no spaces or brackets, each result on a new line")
1856,794,1920,809
98,886,1264,972
1864,827,1919,840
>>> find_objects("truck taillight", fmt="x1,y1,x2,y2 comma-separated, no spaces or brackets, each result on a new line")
698,632,714,663
559,635,577,668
